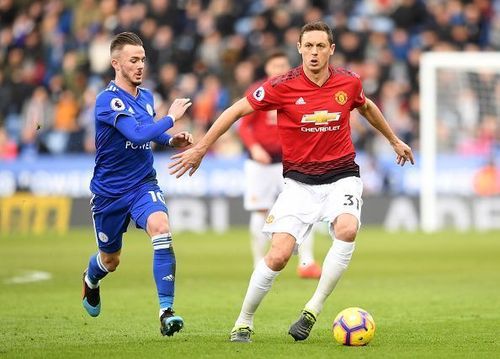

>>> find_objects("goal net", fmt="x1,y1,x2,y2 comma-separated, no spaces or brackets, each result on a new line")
420,52,500,232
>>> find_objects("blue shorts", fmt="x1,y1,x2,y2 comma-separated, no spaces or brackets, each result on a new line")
90,182,168,253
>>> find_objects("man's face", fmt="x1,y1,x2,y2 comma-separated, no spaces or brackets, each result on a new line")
297,30,335,73
112,44,146,86
265,56,291,77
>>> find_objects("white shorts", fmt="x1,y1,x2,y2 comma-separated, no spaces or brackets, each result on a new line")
262,176,363,245
243,160,284,211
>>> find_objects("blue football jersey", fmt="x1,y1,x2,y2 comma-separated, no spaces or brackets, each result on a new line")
90,81,161,197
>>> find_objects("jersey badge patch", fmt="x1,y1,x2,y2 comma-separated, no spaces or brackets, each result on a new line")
265,215,275,224
98,232,109,243
334,91,348,105
146,103,154,116
253,86,265,101
110,98,125,111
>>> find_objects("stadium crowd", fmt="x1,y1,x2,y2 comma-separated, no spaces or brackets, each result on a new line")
0,0,499,169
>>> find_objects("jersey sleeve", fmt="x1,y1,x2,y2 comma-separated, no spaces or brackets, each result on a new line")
143,89,171,146
351,76,366,110
153,133,172,147
95,91,133,127
246,80,282,112
115,115,174,145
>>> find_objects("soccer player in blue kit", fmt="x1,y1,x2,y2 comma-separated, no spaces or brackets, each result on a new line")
82,32,193,337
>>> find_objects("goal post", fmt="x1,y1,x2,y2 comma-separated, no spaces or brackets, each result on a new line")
419,52,500,232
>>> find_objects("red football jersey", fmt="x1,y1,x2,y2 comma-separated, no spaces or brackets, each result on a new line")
246,65,366,184
238,79,282,162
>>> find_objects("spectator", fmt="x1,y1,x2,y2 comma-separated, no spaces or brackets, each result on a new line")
45,89,80,154
88,29,113,77
474,159,500,196
72,0,102,36
192,74,228,131
77,86,97,153
20,86,53,154
152,25,176,69
0,126,17,160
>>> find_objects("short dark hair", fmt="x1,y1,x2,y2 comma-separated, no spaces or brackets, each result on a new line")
264,51,288,65
299,21,334,45
110,32,143,54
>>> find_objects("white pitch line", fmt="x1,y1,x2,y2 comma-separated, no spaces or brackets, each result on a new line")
5,271,52,284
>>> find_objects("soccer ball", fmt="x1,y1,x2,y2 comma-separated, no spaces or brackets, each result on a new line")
332,307,375,346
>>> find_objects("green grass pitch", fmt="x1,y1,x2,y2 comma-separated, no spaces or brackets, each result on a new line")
1,227,499,358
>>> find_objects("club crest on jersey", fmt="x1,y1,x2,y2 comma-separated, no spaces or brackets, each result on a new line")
98,232,109,243
110,98,125,111
146,103,153,116
301,111,341,125
253,86,265,101
265,215,275,224
334,91,348,105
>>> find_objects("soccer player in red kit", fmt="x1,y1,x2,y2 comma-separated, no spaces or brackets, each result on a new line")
170,21,414,342
238,51,322,279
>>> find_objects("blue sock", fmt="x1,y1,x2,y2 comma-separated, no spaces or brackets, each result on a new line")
152,234,176,310
87,253,109,285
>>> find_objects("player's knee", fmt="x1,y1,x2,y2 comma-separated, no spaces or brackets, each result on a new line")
332,214,359,242
265,251,290,271
335,228,357,242
101,255,120,272
332,222,358,242
148,223,171,237
147,212,171,237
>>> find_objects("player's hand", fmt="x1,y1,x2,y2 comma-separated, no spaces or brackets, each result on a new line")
169,131,193,148
392,139,415,166
250,144,271,164
169,145,207,178
168,98,192,121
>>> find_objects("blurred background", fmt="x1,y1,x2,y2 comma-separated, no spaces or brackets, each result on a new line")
1,0,499,235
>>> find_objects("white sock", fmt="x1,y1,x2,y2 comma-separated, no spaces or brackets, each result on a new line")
249,212,268,267
235,259,280,328
305,239,355,316
85,275,99,289
298,233,315,266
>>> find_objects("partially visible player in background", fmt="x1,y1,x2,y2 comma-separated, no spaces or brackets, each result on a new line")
238,52,321,279
82,32,193,337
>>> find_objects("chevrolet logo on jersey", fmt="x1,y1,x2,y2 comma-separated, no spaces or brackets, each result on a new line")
301,111,341,125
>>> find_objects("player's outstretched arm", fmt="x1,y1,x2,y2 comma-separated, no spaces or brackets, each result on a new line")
169,97,254,178
357,98,415,167
115,98,192,145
